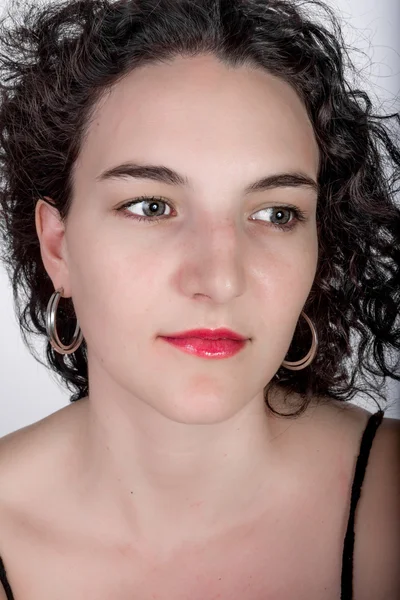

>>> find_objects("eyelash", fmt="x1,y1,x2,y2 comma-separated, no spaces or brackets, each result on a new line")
116,195,308,232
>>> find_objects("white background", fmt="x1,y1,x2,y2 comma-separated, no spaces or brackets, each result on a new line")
1,0,399,436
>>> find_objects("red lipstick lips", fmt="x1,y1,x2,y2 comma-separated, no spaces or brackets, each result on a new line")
163,328,247,341
160,328,248,359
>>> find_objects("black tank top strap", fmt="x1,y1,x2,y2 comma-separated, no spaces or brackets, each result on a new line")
0,556,15,600
340,408,385,599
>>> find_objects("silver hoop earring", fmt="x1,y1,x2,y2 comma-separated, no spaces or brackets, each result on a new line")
281,311,318,371
46,287,83,355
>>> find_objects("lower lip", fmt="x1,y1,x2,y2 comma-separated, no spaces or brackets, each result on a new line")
160,337,247,359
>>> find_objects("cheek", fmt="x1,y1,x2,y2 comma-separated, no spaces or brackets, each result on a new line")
67,233,164,345
252,246,317,306
250,243,318,352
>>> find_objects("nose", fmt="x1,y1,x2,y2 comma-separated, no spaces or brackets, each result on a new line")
177,218,246,304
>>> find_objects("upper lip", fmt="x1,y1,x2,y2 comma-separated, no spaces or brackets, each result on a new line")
162,328,248,341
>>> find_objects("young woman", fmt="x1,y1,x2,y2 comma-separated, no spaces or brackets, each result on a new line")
0,0,399,598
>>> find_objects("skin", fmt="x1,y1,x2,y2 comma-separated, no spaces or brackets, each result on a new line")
36,53,320,542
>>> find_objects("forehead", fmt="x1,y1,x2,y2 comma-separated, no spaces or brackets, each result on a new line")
77,54,319,184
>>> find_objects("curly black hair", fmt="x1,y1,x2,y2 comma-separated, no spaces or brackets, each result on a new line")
0,0,399,417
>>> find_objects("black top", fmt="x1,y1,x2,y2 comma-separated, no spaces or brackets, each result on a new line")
0,409,385,600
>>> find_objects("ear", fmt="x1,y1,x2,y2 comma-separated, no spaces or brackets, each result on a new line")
35,197,72,297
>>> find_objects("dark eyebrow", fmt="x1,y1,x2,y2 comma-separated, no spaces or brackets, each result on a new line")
244,172,318,195
97,163,189,186
97,162,318,194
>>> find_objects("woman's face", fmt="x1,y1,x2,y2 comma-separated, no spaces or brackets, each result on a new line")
39,54,319,423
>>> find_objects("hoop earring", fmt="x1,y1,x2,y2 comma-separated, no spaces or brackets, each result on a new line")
46,287,83,355
281,311,318,371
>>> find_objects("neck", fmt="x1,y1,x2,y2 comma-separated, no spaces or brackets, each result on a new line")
76,384,302,553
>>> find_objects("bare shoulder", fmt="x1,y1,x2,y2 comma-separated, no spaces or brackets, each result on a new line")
302,398,400,597
0,585,7,600
352,411,400,599
0,418,48,507
0,400,85,517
